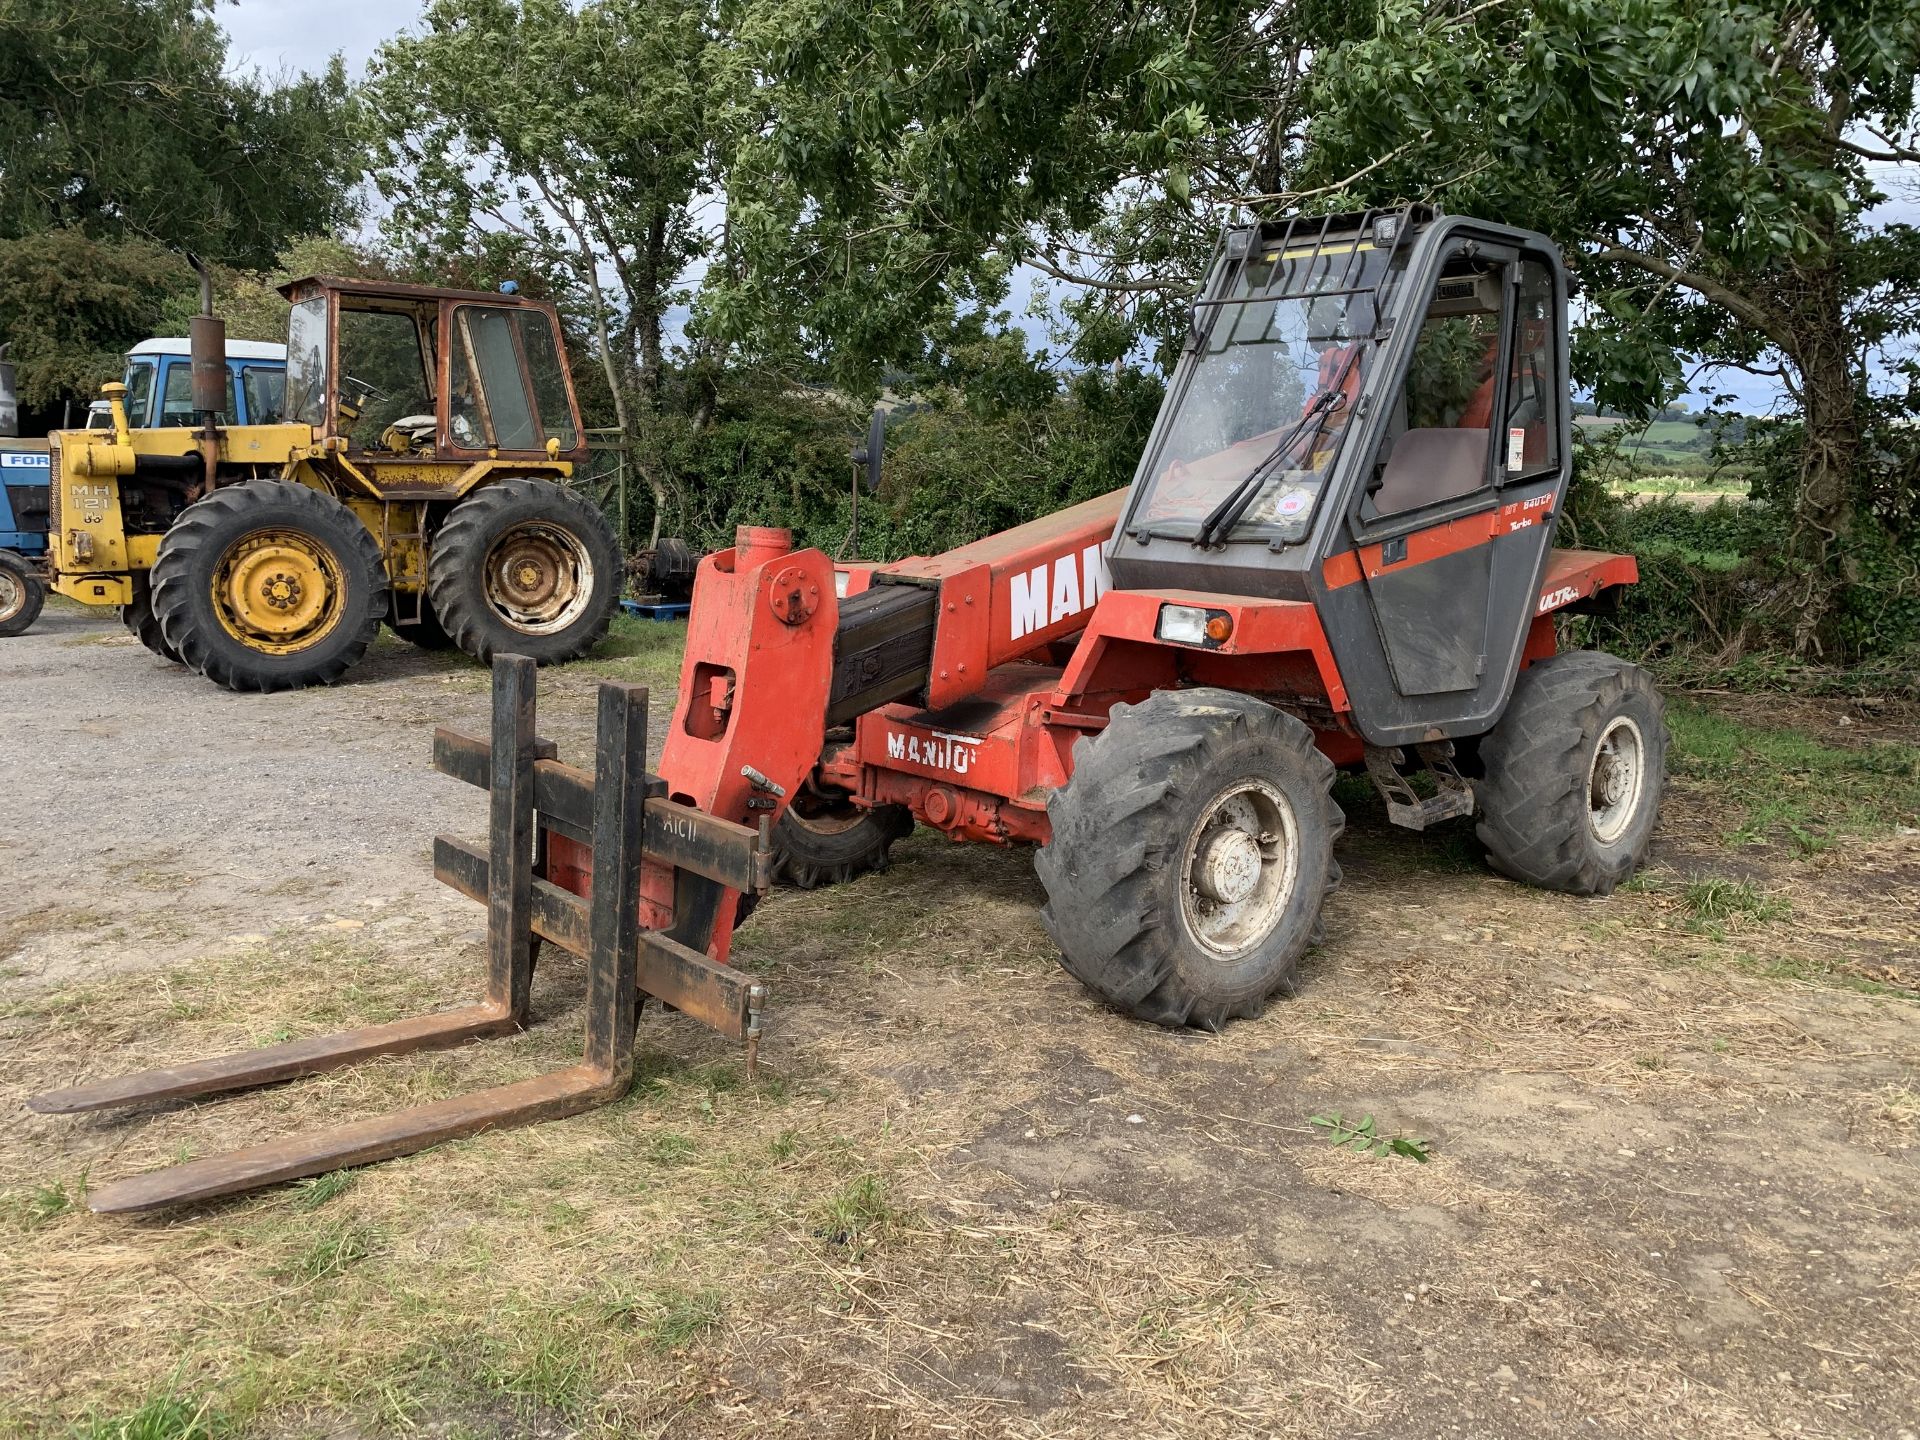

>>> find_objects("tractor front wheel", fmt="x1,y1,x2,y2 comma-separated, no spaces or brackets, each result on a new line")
1036,689,1345,1031
0,551,44,637
1473,650,1666,894
122,577,181,662
426,478,620,665
150,480,388,693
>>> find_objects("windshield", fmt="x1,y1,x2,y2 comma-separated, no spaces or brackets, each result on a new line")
284,298,328,428
1133,292,1373,544
1129,234,1401,545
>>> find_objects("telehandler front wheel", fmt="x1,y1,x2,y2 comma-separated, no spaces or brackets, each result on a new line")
426,478,620,666
122,577,181,663
1037,689,1345,1031
0,551,44,637
1473,650,1667,895
150,480,389,693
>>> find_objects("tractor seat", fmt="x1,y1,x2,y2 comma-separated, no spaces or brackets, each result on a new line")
382,415,438,452
1373,427,1489,516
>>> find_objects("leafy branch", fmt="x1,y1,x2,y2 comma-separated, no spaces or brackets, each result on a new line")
1308,1112,1432,1163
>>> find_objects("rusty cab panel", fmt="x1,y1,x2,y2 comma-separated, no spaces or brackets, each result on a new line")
277,275,586,503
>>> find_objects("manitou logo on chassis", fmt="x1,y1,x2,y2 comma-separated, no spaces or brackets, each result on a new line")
886,728,982,777
1008,545,1110,641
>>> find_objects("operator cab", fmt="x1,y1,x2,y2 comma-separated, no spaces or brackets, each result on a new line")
1108,207,1574,745
277,276,586,464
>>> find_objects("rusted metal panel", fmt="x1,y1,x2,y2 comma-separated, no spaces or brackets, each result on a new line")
27,1002,515,1117
433,836,589,956
488,657,538,1018
434,727,766,892
637,932,754,1041
86,1064,621,1214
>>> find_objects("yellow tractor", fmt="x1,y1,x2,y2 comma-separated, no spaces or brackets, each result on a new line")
44,271,620,691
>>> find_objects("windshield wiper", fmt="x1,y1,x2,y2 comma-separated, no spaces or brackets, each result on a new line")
1193,347,1360,548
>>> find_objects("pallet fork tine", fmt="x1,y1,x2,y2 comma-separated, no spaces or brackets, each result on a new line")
27,657,770,1215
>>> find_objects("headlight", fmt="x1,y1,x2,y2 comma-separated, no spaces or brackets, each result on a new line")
1156,603,1234,647
1157,604,1208,644
833,570,851,598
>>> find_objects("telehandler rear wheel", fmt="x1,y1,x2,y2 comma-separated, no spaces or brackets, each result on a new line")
427,478,620,665
150,479,389,693
1473,650,1666,894
121,577,181,663
1037,689,1345,1031
772,791,914,889
0,551,44,637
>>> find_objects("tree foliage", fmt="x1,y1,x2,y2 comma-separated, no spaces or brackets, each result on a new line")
0,0,360,266
1285,0,1920,650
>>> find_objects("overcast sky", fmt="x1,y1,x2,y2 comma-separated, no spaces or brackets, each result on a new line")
221,0,417,78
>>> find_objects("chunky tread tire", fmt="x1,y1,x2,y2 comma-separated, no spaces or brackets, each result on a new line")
1036,688,1345,1031
1473,650,1667,895
121,577,182,663
150,480,388,693
772,803,914,889
0,551,44,637
426,478,620,665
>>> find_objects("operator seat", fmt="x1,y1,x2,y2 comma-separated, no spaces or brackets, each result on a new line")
1372,428,1490,515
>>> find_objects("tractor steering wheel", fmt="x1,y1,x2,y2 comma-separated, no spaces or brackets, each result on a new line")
341,374,388,410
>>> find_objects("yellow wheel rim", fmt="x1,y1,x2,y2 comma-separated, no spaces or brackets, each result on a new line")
210,528,345,656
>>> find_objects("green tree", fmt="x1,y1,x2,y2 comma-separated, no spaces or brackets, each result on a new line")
363,0,734,542
0,230,185,415
1284,0,1920,653
0,0,360,266
702,0,1292,388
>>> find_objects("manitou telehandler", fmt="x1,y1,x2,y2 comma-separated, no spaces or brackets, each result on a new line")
40,266,619,690
34,207,1665,1212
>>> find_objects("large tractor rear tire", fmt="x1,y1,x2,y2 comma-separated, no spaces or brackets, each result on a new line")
0,551,44,637
426,478,620,665
772,792,914,889
1036,689,1345,1031
150,479,388,693
121,577,181,663
1473,650,1666,895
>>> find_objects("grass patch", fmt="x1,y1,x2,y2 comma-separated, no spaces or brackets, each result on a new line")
290,1169,356,1212
814,1173,911,1257
72,1391,215,1440
602,1282,725,1353
1678,877,1789,937
1667,698,1920,851
564,613,686,686
276,1218,380,1282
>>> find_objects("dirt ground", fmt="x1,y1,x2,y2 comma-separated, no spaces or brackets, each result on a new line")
2,600,1917,1440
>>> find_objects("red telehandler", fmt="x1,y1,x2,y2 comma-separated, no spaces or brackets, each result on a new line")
34,207,1664,1211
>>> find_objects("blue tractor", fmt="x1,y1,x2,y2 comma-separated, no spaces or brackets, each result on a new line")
0,337,287,637
1,345,49,636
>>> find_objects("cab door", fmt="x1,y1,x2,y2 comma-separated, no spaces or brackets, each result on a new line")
1313,236,1569,745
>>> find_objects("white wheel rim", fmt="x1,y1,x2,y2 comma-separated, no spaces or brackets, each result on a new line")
0,569,21,621
1588,716,1646,845
482,522,594,635
1179,777,1300,959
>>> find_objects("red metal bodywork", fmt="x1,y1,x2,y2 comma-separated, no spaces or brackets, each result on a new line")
549,493,1639,948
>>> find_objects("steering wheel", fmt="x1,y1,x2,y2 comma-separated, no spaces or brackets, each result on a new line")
340,374,388,410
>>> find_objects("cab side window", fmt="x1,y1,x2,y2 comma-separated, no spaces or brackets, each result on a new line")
1366,255,1509,520
1501,259,1559,479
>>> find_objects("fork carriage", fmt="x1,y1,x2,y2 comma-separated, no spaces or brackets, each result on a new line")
30,656,770,1214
